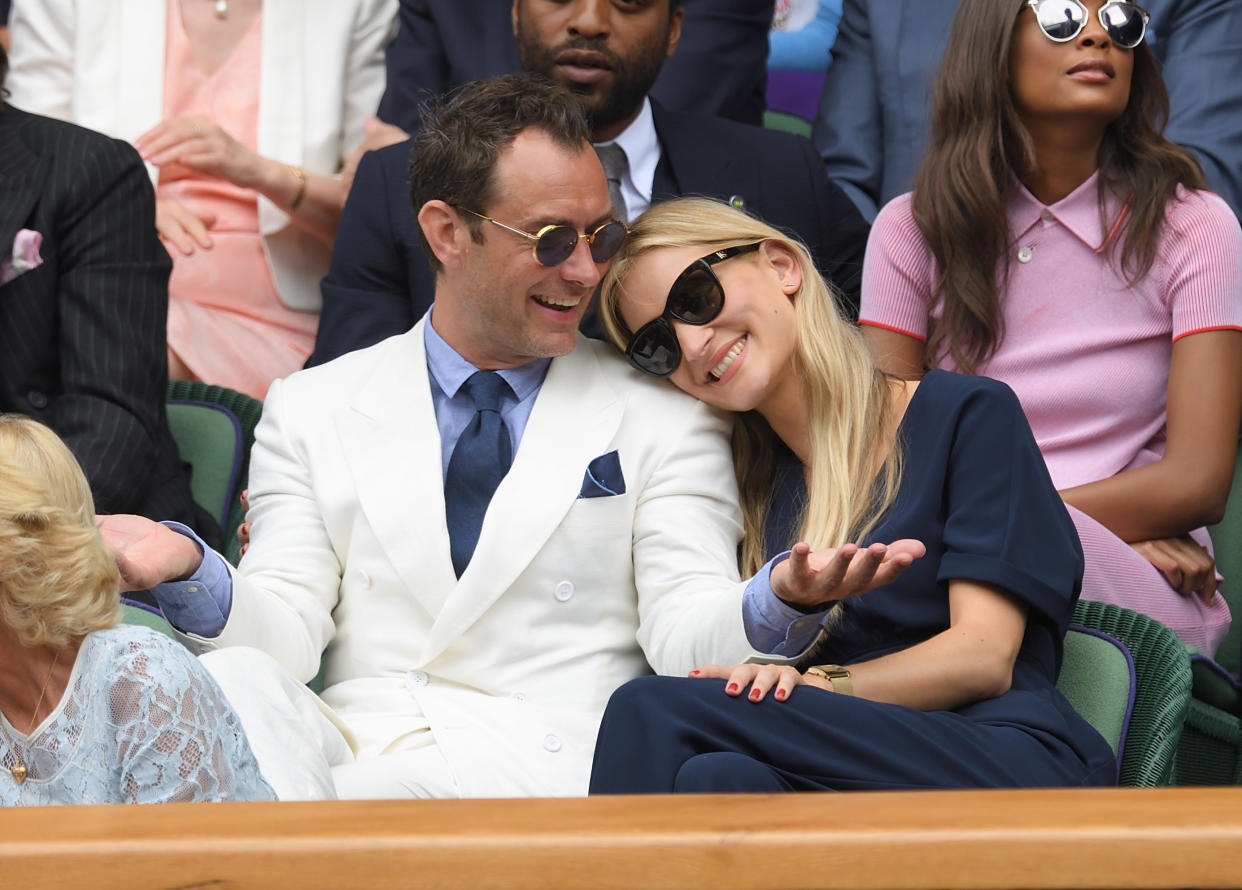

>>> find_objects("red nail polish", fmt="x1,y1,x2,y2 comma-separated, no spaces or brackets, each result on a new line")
689,669,700,676
749,690,761,700
776,689,787,700
727,682,739,693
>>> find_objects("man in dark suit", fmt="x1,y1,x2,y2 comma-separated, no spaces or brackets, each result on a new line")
376,0,775,130
310,0,870,366
0,43,217,549
814,0,1242,221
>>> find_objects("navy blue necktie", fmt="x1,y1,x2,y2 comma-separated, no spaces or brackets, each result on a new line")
445,371,513,577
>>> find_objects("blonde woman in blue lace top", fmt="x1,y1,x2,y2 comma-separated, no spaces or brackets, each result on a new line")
0,415,274,805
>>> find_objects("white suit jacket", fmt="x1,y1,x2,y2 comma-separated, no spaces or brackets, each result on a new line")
185,322,759,797
6,0,396,311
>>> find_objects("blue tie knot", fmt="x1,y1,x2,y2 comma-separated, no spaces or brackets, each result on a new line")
463,370,509,413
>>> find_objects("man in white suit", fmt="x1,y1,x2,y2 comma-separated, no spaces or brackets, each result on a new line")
102,75,918,800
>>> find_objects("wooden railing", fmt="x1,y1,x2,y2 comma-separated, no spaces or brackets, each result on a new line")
3,788,1242,889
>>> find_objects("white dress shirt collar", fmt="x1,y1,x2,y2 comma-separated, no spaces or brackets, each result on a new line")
594,98,660,223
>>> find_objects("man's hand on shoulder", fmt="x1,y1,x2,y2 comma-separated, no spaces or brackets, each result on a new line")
97,514,204,590
771,539,926,610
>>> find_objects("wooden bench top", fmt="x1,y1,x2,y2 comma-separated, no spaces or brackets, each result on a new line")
3,787,1241,889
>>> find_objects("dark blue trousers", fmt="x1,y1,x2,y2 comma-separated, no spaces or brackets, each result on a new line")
589,676,1117,794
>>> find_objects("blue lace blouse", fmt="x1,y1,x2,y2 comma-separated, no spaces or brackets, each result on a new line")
0,624,275,805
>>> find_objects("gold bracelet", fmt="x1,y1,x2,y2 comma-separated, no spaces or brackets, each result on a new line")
804,664,853,696
288,164,307,210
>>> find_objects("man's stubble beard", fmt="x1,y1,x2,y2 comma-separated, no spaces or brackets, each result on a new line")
515,19,670,134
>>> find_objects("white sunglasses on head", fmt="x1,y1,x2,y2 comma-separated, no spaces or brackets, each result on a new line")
1025,0,1150,49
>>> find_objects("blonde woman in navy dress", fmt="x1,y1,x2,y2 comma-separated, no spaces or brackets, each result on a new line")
588,197,1116,793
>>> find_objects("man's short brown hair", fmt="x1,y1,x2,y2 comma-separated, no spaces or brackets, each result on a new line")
407,74,590,272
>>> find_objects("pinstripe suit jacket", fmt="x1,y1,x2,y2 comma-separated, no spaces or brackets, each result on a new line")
0,104,215,543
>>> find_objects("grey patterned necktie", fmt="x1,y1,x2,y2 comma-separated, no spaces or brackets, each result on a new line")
594,143,629,223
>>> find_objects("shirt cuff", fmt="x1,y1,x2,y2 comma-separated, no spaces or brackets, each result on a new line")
149,522,233,637
740,551,831,656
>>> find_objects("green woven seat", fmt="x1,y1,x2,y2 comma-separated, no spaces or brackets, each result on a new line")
1173,446,1242,784
1063,600,1192,786
1206,446,1242,677
1058,627,1131,761
165,381,263,566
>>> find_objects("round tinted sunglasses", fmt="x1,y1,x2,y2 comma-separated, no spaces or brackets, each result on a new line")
1025,0,1149,49
458,207,628,267
624,243,762,378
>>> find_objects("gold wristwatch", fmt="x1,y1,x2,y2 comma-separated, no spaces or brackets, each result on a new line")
804,664,853,696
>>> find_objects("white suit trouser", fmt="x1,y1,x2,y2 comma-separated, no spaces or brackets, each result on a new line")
200,647,459,800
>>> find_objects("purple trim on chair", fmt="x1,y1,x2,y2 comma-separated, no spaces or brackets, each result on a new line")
1189,652,1242,693
1069,623,1135,785
167,398,244,530
120,597,163,617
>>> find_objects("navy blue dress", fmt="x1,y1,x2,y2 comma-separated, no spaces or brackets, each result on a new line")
589,371,1118,793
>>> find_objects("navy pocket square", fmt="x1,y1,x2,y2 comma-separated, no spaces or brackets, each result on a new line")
579,450,626,498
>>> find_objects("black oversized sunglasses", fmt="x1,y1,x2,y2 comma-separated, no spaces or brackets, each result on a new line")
458,207,628,267
624,243,761,378
1025,0,1149,48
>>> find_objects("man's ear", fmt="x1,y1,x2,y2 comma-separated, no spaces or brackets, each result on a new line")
418,200,468,268
762,241,803,298
665,5,683,59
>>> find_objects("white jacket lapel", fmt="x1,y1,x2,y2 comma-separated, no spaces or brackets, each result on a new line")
336,322,458,620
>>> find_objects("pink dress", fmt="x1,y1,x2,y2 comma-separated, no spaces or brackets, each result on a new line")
861,175,1242,655
160,0,319,400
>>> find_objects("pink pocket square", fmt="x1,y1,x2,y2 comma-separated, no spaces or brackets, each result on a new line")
0,229,44,285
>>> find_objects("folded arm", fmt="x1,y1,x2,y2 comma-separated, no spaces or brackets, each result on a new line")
1060,329,1242,541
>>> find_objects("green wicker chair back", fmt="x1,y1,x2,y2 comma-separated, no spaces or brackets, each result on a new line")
1170,445,1242,785
1207,446,1242,677
166,381,263,566
1067,600,1192,786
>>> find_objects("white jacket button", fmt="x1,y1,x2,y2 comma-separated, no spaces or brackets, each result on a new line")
406,670,429,689
553,580,574,602
543,734,562,753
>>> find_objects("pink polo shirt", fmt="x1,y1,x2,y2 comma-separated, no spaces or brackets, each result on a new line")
861,175,1242,490
860,176,1242,655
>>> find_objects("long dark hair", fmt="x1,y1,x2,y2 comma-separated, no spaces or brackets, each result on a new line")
911,0,1205,373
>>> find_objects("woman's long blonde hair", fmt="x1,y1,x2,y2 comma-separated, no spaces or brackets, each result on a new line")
0,415,122,647
599,198,903,575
